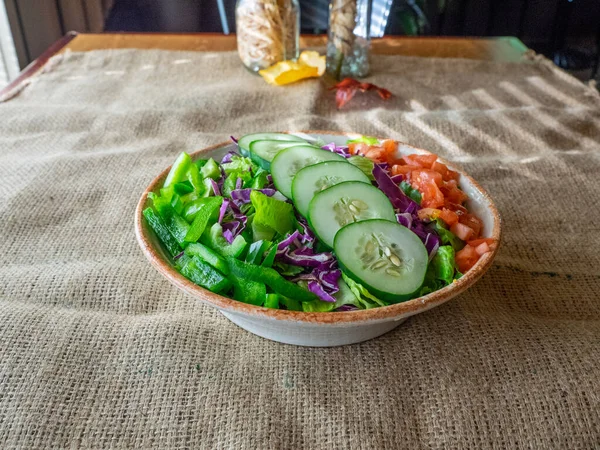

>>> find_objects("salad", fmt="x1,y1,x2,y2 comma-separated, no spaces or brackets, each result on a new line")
143,133,496,312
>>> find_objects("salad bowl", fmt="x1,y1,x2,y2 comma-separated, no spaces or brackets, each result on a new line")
135,131,501,347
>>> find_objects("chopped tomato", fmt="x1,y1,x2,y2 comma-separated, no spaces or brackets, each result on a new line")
438,208,459,226
445,201,468,215
450,222,475,241
363,147,387,163
402,153,437,169
411,170,444,209
417,208,441,221
391,164,416,177
474,242,490,256
348,142,370,156
467,238,495,247
445,169,460,182
459,213,482,238
381,139,398,164
432,161,448,178
455,245,479,273
440,183,468,205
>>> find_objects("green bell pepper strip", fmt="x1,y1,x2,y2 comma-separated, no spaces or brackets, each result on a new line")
186,163,204,193
180,256,231,293
261,245,277,268
231,277,266,306
143,207,181,257
245,240,270,265
164,152,193,188
173,181,194,196
279,296,302,311
182,197,220,223
184,197,222,243
225,258,317,302
153,197,190,246
184,242,228,274
264,293,280,309
201,158,221,180
201,223,248,258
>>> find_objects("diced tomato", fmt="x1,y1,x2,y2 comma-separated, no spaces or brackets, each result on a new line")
450,222,475,241
445,201,468,215
363,147,387,163
467,238,495,247
438,208,459,226
417,208,441,221
459,213,482,238
381,139,398,164
411,170,444,209
432,161,448,178
412,169,443,187
445,169,460,182
348,142,370,156
440,183,468,205
403,153,437,169
474,242,490,256
455,245,479,273
391,164,416,177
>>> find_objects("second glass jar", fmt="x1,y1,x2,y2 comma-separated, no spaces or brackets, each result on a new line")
236,0,300,72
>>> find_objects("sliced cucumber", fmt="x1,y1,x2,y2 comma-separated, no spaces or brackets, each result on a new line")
237,133,306,156
307,181,396,248
291,161,371,217
334,219,428,302
271,146,345,198
249,140,307,171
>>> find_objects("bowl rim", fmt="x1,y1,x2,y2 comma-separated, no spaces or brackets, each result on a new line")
135,130,501,325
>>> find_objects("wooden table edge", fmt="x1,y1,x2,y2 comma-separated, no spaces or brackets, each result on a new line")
0,32,528,99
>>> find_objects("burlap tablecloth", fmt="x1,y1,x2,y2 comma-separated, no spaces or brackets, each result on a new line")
1,48,599,449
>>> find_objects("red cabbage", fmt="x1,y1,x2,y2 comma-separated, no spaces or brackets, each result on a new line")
277,231,301,250
308,281,336,302
230,136,238,144
395,213,413,229
235,177,243,190
218,199,229,224
391,174,403,184
335,305,359,312
230,188,277,206
210,179,221,196
322,142,351,158
221,150,240,164
296,217,315,244
318,269,341,291
276,247,334,268
373,164,418,214
223,229,234,244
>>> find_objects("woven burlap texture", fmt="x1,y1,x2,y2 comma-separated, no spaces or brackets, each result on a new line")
0,49,599,449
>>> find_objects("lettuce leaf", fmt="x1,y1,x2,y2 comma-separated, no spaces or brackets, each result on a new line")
347,136,380,145
250,190,294,236
348,155,375,181
341,273,388,309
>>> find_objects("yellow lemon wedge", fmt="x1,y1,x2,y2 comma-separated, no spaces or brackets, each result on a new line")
259,51,325,86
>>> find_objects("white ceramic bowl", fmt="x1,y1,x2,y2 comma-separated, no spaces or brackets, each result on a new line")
135,131,501,347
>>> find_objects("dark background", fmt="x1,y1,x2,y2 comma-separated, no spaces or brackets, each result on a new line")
5,0,600,79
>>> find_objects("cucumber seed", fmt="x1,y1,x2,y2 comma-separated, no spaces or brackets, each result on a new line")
389,255,401,266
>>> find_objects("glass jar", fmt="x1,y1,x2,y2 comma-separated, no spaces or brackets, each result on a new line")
326,0,372,79
236,0,300,72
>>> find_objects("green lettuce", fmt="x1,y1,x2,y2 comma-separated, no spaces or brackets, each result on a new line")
347,136,380,145
348,155,375,181
250,190,294,236
341,273,388,309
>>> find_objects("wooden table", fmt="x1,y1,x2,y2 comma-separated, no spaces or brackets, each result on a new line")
2,32,528,97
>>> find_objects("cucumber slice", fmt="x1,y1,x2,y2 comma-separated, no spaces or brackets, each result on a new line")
291,161,371,217
249,140,307,171
307,181,396,248
237,133,306,156
334,219,428,302
271,146,345,198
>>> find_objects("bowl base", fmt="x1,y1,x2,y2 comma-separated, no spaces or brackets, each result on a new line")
219,310,408,347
